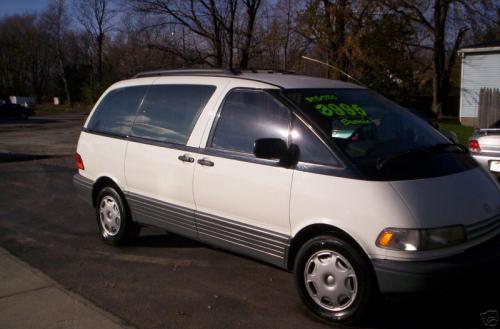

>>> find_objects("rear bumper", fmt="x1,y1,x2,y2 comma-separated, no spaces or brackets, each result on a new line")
73,174,93,205
472,154,500,174
373,234,500,295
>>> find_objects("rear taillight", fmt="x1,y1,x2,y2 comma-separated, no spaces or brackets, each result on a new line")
75,153,85,170
468,139,481,153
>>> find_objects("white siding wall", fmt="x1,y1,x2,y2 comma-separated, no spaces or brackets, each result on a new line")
460,52,500,120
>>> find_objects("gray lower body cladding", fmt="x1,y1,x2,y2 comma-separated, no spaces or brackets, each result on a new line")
73,174,93,204
126,192,198,240
195,210,289,268
125,191,290,268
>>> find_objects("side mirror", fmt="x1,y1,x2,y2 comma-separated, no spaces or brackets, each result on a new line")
253,138,287,160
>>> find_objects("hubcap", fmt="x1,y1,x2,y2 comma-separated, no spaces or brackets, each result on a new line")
99,196,121,237
304,250,358,312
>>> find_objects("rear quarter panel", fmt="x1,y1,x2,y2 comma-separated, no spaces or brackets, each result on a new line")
76,132,127,189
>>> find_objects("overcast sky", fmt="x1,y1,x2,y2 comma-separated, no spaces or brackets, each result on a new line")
0,0,50,16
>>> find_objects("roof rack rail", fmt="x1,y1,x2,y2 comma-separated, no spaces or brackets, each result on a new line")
238,68,295,74
133,68,295,79
133,69,237,78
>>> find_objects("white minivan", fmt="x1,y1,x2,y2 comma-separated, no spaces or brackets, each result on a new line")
74,70,500,323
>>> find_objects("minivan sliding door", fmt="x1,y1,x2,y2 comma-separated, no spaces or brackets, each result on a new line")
124,84,216,239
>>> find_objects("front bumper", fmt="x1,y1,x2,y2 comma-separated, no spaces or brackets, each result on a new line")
372,234,500,295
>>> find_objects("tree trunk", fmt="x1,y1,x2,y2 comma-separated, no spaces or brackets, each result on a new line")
228,27,234,69
240,0,261,69
208,0,224,67
227,0,237,69
335,0,348,79
323,0,349,80
97,32,104,86
283,0,292,71
58,56,71,104
432,0,448,118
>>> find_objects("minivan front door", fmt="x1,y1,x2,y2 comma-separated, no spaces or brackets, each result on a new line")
193,89,292,267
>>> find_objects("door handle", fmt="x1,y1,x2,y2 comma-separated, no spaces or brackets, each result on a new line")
178,154,194,163
197,158,214,167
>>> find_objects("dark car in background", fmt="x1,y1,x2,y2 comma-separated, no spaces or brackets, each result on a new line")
0,101,34,119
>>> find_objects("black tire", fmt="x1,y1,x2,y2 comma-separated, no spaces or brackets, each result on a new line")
293,234,375,324
95,186,140,245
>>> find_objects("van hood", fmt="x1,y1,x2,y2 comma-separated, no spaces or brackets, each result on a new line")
389,167,500,228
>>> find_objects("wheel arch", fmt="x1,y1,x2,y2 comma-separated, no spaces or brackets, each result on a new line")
92,176,125,208
286,223,371,272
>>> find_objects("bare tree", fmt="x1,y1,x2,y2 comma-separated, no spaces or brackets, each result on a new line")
131,0,228,67
225,0,238,69
74,0,113,86
0,15,53,102
239,0,262,68
130,0,262,69
282,0,294,70
298,0,374,79
41,0,72,104
257,0,307,71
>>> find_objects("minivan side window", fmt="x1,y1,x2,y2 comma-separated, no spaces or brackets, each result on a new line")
292,119,338,166
87,86,147,136
131,85,216,145
211,89,290,154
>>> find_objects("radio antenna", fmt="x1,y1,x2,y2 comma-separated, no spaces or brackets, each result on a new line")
301,56,366,87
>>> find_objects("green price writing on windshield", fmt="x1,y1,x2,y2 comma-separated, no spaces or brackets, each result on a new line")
305,94,338,103
314,103,367,117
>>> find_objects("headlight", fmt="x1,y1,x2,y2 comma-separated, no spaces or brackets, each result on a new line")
376,225,466,251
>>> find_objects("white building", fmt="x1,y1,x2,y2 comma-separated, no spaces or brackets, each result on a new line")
459,40,500,126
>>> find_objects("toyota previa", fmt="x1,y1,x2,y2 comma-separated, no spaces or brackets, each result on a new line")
74,70,500,323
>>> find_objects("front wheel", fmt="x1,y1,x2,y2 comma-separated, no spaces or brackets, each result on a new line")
293,235,375,324
96,187,140,245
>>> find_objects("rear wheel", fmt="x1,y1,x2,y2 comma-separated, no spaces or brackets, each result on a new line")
96,186,140,245
294,235,375,324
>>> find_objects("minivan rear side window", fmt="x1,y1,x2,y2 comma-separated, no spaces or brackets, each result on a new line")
131,85,215,145
87,86,148,136
211,89,290,154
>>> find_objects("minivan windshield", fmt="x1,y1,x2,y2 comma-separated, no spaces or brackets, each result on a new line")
284,88,476,180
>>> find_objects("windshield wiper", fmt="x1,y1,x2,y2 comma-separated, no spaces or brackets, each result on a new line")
376,143,467,171
425,142,468,153
376,148,431,170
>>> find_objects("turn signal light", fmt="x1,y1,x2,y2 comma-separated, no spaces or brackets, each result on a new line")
75,153,85,170
377,231,394,247
468,139,480,153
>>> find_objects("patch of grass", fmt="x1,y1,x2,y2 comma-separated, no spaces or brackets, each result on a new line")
34,103,92,115
435,119,474,146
